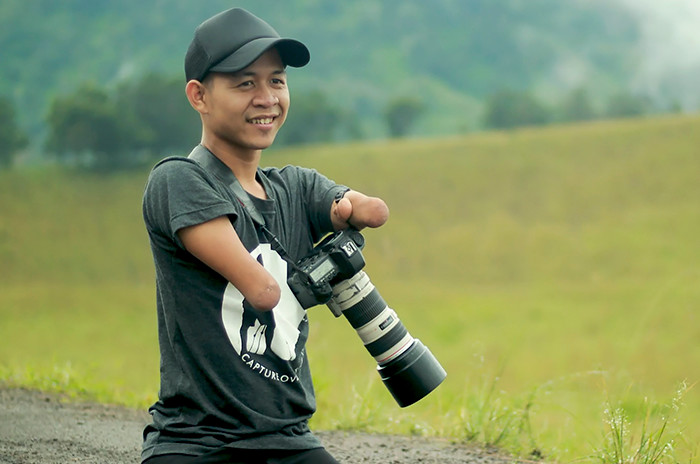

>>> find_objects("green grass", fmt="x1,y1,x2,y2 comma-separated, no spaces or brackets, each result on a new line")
1,115,699,462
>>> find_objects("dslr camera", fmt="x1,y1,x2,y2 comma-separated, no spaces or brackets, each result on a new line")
288,229,446,407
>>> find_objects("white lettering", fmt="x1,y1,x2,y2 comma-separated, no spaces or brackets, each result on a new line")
238,353,299,383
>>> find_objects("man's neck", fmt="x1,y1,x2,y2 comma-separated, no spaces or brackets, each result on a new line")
200,139,266,199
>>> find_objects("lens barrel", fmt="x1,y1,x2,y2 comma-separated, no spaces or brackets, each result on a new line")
329,271,446,407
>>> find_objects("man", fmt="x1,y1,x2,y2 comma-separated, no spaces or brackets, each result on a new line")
141,7,389,464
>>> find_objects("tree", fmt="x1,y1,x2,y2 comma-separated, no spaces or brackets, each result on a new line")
559,87,597,122
45,83,148,170
482,89,550,130
605,92,649,119
116,73,200,158
275,90,346,146
0,96,28,168
384,97,425,138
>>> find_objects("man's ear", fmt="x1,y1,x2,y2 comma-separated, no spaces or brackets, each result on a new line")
185,80,207,113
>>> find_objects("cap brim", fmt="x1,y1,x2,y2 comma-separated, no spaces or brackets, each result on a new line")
209,37,310,74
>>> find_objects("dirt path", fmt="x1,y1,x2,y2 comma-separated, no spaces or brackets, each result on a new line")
0,388,512,464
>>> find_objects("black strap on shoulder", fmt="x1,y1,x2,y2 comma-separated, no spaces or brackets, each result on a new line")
187,144,300,269
187,145,267,227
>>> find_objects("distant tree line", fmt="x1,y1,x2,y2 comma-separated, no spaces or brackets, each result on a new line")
0,96,29,168
481,87,655,130
0,75,674,171
0,73,428,171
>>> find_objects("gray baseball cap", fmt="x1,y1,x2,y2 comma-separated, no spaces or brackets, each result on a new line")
185,8,310,82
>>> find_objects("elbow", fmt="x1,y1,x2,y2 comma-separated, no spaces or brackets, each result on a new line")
367,197,390,228
377,199,390,226
247,278,281,312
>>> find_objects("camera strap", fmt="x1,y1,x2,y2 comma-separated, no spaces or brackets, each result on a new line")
187,145,302,272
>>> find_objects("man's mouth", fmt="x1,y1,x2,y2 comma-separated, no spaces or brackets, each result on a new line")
248,116,276,125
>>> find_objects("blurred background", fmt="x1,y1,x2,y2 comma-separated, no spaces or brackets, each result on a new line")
1,0,699,168
1,1,698,462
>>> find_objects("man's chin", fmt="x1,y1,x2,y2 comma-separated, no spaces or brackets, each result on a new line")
252,137,277,151
221,130,280,152
254,132,280,150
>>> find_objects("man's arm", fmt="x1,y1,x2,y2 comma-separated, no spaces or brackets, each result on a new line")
177,216,281,311
331,190,389,231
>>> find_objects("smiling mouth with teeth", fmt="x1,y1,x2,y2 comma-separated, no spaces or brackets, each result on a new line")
249,117,275,124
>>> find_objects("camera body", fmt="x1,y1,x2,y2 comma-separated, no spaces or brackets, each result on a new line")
288,228,366,309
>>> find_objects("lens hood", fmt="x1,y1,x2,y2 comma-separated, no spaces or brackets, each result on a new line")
377,339,447,407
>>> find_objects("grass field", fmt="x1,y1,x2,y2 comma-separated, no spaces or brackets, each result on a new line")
1,115,698,462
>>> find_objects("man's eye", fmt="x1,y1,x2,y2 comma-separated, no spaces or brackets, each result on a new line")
238,81,254,88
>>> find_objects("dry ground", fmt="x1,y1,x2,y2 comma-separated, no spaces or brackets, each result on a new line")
0,388,514,464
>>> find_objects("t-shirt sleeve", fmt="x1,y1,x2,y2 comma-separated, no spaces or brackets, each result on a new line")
289,166,349,241
143,159,237,248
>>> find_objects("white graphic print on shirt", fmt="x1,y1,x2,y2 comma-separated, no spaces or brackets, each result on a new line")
221,243,307,365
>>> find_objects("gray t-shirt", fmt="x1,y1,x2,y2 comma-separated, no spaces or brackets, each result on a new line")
141,148,347,461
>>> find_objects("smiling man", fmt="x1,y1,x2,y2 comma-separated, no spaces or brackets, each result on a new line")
140,8,389,464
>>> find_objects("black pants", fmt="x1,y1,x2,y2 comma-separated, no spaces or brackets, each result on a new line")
143,447,339,464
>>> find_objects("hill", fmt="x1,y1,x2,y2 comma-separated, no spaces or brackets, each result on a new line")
1,115,698,461
3,0,697,141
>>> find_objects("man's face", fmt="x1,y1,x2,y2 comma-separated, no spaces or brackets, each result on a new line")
201,48,290,154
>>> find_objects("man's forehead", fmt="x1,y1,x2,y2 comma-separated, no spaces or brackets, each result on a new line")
235,68,287,77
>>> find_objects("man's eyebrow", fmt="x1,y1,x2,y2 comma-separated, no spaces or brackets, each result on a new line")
236,69,287,77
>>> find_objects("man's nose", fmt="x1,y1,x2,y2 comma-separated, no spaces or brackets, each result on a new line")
253,87,279,107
